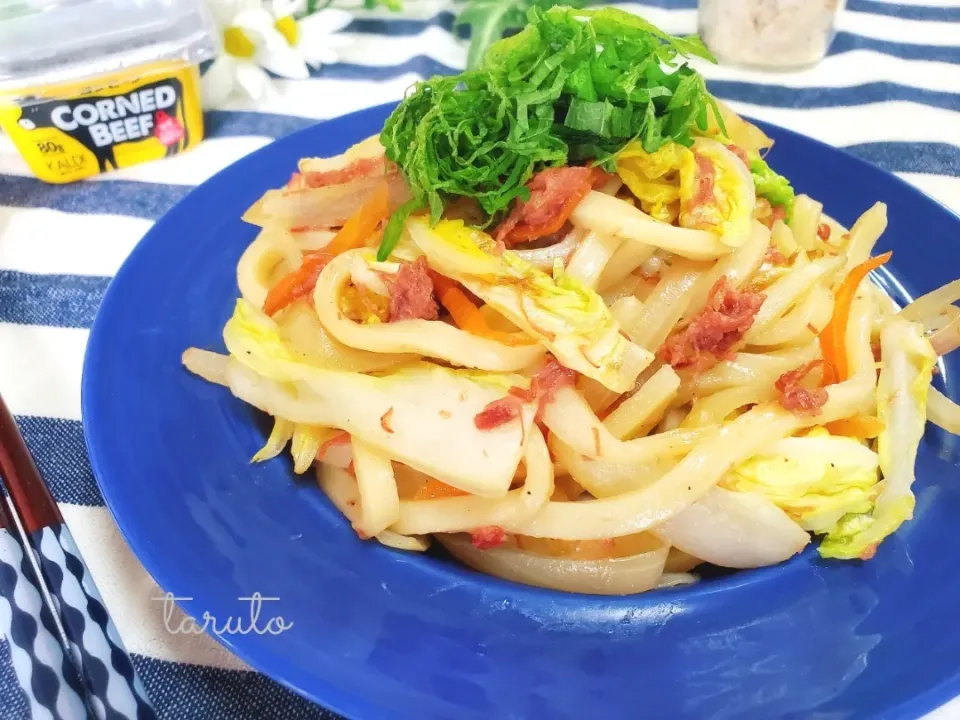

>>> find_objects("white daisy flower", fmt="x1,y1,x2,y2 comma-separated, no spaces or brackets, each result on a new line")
273,5,354,70
202,0,353,109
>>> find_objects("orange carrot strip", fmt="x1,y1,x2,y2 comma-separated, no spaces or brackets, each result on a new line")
324,181,390,256
413,478,468,500
825,416,885,439
263,182,390,316
819,252,892,384
262,250,332,317
430,272,534,346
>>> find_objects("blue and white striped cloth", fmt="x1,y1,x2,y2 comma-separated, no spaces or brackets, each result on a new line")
1,1,959,717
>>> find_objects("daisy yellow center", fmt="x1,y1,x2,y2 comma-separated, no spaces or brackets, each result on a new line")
223,26,256,58
275,16,299,46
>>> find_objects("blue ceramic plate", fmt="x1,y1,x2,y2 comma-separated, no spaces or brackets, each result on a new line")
83,102,960,720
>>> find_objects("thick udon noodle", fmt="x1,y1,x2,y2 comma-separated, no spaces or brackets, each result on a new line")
182,137,955,596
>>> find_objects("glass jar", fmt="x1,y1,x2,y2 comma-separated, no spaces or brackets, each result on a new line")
698,0,845,70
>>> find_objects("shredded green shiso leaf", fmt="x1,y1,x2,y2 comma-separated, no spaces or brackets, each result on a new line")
382,6,718,217
377,5,790,259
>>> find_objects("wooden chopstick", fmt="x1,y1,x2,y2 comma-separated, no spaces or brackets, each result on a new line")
0,395,158,720
0,492,90,719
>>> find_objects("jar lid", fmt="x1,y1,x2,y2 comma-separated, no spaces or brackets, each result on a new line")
0,0,219,95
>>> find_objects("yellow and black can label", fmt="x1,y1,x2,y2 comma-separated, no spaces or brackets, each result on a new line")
0,62,204,184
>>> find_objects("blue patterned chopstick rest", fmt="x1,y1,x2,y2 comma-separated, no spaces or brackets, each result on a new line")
0,528,89,720
34,524,157,720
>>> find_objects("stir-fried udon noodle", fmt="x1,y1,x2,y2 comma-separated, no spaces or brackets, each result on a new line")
183,7,960,595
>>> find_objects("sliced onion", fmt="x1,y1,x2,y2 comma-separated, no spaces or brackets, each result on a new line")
437,533,668,595
929,318,960,357
924,305,960,357
512,231,579,270
376,530,430,552
900,279,960,325
927,387,960,435
657,573,698,588
839,202,886,274
924,304,960,334
182,348,229,386
261,174,412,230
653,487,810,568
350,254,392,296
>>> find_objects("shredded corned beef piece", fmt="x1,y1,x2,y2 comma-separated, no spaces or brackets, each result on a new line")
817,222,832,241
474,397,523,430
779,386,828,415
535,355,577,391
471,526,507,550
531,355,577,411
507,355,576,419
660,278,766,369
764,246,788,266
692,153,716,207
475,356,576,430
388,257,438,322
771,205,787,224
680,153,719,231
776,361,828,415
302,155,390,188
496,167,601,244
775,361,822,393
